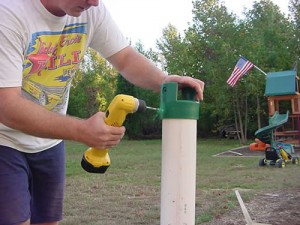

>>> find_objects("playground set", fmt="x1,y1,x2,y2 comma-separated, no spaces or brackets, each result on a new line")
249,70,300,167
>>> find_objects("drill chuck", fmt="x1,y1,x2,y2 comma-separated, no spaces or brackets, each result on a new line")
137,99,146,112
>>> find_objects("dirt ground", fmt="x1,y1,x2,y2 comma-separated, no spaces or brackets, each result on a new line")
204,146,300,225
201,188,300,225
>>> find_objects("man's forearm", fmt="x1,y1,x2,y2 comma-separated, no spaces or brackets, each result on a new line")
108,46,168,92
0,87,83,142
0,87,126,149
107,46,205,101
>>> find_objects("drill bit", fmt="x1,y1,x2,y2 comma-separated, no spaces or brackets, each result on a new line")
146,106,159,111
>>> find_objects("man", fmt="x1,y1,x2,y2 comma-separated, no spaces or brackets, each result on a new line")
0,0,204,224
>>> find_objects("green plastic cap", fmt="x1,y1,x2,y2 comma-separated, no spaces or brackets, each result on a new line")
159,82,200,119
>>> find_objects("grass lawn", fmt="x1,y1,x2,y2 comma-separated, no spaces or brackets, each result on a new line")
61,138,300,225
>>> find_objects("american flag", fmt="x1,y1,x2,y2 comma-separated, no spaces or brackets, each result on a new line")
227,56,254,87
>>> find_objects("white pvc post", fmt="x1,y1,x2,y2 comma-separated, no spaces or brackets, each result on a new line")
160,119,197,225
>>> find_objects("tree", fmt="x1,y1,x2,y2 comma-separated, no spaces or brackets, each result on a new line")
239,0,294,141
115,42,162,139
156,0,295,144
289,0,300,68
68,49,117,118
157,0,241,137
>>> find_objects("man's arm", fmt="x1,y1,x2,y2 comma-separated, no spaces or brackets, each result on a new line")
0,87,125,149
107,46,204,100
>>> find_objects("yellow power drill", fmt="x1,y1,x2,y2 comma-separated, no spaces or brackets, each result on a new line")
81,94,147,173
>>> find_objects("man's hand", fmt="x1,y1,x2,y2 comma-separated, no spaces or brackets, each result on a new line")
163,75,205,101
80,112,126,149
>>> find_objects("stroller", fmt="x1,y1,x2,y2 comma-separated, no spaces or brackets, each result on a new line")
259,142,299,168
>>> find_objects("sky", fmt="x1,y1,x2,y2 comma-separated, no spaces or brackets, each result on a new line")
102,0,290,49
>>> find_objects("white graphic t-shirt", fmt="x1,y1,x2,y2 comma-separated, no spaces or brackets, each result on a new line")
0,0,129,153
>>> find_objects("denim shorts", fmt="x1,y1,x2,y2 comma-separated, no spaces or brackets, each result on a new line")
0,141,65,225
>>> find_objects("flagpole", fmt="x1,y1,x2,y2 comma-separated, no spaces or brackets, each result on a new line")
253,64,267,76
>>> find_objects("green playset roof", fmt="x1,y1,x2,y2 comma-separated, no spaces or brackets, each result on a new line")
265,70,298,96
